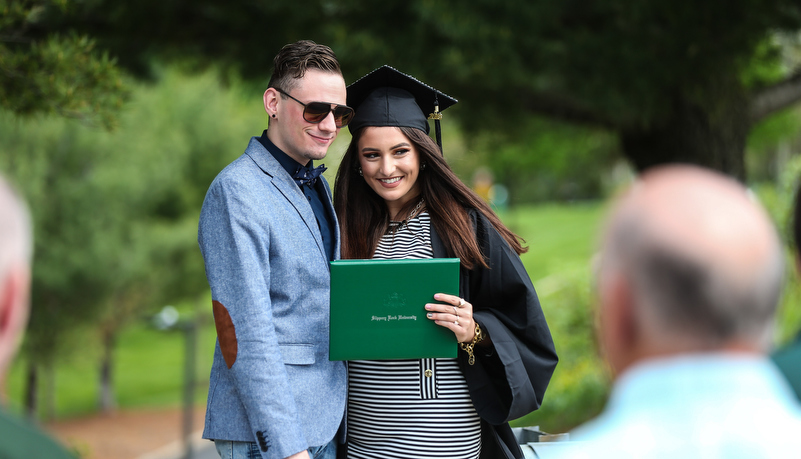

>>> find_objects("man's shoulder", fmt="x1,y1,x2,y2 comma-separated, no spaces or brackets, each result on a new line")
209,140,281,191
224,139,277,175
0,410,75,458
561,377,801,457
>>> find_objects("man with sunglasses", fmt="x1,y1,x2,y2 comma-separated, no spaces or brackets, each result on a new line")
198,40,352,459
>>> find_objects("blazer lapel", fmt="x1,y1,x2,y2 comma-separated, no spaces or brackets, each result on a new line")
318,177,341,260
244,138,327,260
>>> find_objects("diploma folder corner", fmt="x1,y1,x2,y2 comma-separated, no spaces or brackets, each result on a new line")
329,258,460,361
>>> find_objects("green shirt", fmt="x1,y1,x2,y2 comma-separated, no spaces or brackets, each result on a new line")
772,337,801,402
0,408,75,459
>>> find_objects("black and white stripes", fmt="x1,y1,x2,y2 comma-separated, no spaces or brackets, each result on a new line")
374,212,434,260
347,359,481,458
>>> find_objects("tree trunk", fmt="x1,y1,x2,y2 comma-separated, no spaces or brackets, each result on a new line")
98,329,116,413
45,363,56,421
620,98,750,182
24,362,38,421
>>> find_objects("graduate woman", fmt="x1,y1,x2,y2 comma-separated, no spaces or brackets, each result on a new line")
333,66,558,459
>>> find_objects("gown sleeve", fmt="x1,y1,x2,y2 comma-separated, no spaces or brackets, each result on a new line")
458,209,558,425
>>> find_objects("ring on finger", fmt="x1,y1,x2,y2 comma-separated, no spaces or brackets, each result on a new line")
459,298,466,307
453,306,458,316
455,319,460,326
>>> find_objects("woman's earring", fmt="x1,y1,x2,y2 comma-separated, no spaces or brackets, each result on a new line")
358,167,363,177
272,114,276,118
421,163,427,171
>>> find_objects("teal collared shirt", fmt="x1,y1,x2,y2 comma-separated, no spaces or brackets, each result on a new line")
558,354,801,458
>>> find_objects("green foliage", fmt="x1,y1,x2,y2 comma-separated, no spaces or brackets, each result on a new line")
751,154,801,346
115,65,265,304
331,0,801,130
749,107,801,154
752,152,801,246
776,269,801,346
4,0,801,183
0,0,129,128
27,0,801,130
745,105,801,182
0,65,264,406
514,265,610,433
740,35,788,89
0,112,122,363
466,118,620,203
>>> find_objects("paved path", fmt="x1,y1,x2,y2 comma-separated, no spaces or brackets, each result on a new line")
136,431,216,459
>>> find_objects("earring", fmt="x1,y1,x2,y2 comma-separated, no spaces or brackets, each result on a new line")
421,163,427,170
272,114,276,118
358,167,363,177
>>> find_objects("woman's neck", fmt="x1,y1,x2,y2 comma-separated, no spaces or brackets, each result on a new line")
388,196,425,222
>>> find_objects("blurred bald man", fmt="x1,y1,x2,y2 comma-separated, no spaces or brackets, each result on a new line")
0,175,74,458
562,165,801,458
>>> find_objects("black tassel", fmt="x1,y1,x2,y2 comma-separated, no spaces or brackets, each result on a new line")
433,95,443,155
435,118,443,155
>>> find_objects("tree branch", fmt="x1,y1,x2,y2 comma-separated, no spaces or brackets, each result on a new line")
520,90,618,130
750,69,801,123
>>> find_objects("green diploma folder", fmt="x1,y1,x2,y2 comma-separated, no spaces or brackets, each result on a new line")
329,258,460,361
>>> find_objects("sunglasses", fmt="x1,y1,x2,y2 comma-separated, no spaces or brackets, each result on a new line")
274,88,355,128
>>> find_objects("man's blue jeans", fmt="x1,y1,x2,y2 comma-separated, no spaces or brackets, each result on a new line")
214,438,337,459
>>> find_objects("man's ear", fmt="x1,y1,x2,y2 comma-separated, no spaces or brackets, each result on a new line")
0,265,31,374
263,88,280,116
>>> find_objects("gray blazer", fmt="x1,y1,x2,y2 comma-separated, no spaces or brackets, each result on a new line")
198,137,346,459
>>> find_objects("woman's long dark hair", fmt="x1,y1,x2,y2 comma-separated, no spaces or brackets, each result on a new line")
334,126,526,269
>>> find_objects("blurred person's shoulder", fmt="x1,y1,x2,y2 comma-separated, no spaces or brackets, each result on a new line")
771,333,801,403
0,408,75,458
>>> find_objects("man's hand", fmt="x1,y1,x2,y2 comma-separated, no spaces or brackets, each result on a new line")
285,450,311,459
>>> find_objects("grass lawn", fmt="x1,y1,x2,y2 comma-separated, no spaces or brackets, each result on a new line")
4,202,608,426
505,202,608,282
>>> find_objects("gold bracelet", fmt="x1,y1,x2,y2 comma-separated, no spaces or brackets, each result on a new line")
460,322,484,365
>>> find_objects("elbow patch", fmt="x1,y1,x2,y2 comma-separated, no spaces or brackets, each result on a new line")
212,300,238,368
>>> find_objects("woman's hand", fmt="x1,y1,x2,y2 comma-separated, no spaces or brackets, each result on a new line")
426,293,476,343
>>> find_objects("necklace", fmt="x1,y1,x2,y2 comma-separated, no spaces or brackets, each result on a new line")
386,198,430,250
388,198,425,230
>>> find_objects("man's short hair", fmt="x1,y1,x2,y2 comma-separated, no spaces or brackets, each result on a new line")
0,175,33,276
268,40,342,93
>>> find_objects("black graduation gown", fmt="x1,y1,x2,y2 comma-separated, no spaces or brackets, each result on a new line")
431,208,558,459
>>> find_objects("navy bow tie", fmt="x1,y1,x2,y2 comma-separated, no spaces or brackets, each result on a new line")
293,164,327,187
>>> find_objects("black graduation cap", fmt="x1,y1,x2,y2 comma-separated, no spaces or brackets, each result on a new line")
347,65,458,152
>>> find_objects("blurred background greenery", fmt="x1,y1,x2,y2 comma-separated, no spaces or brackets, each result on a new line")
2,0,801,435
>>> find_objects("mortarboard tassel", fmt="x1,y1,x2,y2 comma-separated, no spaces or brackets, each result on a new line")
429,96,444,155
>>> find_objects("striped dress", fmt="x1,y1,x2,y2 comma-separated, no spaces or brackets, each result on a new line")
347,212,482,459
